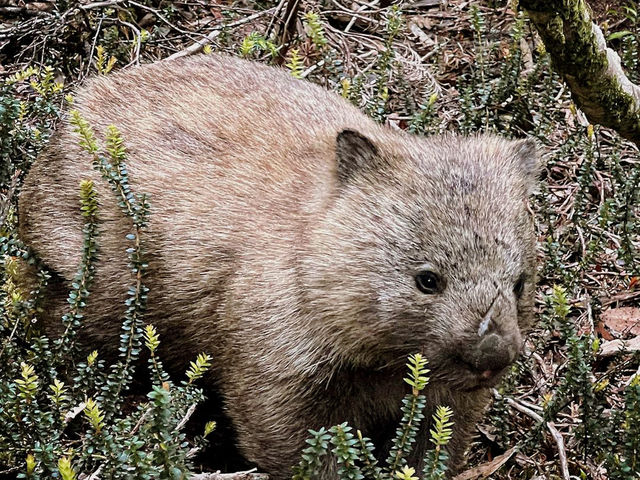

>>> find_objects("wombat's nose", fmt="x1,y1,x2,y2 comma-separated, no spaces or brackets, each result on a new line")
464,333,516,378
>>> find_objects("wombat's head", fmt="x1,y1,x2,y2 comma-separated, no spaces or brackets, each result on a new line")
302,130,539,391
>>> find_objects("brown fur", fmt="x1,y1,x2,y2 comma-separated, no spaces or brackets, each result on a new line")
19,54,538,478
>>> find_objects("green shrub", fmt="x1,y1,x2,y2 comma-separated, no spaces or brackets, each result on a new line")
293,354,454,480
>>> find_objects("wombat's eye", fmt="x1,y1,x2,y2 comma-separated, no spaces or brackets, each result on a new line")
514,274,526,299
415,271,444,294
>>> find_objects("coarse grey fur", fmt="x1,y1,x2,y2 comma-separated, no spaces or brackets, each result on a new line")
19,53,539,478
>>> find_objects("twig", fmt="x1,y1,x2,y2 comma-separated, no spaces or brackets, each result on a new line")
79,0,124,10
493,390,570,480
116,19,142,66
190,468,269,480
300,60,324,78
546,422,570,480
265,0,288,39
174,403,197,432
342,0,380,33
64,402,87,423
86,464,103,480
130,406,151,435
495,390,543,422
84,15,104,78
272,0,302,64
128,0,203,38
166,8,277,60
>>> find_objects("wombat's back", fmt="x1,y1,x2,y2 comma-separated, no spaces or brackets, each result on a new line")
20,54,386,282
19,54,391,364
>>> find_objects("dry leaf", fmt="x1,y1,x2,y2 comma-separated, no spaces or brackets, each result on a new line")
601,307,640,337
453,447,517,480
598,335,640,358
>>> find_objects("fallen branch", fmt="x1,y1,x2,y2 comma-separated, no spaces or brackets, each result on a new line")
520,0,640,147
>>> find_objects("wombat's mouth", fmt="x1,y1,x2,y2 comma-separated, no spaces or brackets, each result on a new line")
449,358,510,392
460,373,505,392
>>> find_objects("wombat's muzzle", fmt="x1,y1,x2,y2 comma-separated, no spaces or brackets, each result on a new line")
460,332,519,381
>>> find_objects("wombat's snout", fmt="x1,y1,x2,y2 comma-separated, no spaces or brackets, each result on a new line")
459,333,519,380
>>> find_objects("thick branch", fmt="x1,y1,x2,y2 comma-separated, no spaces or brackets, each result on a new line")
520,0,640,147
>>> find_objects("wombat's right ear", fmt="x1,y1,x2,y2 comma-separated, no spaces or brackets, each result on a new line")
512,138,542,194
335,129,379,183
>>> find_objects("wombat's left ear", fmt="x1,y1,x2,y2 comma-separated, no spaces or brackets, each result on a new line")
335,129,380,183
512,138,542,194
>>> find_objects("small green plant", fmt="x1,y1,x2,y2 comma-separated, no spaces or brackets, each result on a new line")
0,66,62,194
422,406,454,480
293,353,453,479
94,45,117,75
287,48,304,78
608,2,639,83
304,12,328,51
0,113,212,478
239,32,278,59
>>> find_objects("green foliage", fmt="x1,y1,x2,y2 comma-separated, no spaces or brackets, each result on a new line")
422,407,453,480
304,12,328,50
613,373,640,477
57,456,77,480
287,48,304,78
293,428,332,480
186,353,212,384
386,354,429,473
94,45,117,75
239,32,278,59
0,66,62,193
608,1,640,83
457,8,557,136
409,92,440,136
293,355,452,479
330,423,364,480
0,112,211,478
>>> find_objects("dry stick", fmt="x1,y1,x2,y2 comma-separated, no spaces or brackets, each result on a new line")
190,469,269,480
272,0,302,65
84,15,104,78
86,465,103,480
264,0,288,39
116,19,142,66
343,0,380,33
547,422,571,480
492,390,570,480
166,8,277,60
127,0,206,39
79,0,123,10
174,402,197,432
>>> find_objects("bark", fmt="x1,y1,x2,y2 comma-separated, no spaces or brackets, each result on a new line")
520,0,640,147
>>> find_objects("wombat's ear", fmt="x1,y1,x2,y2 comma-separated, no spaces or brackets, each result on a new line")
335,129,379,183
512,138,542,194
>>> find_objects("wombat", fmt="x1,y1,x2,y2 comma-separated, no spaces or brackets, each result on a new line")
19,53,539,478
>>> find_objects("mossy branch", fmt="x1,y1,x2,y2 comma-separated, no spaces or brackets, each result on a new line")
520,0,640,146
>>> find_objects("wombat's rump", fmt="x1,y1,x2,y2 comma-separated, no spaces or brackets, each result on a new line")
19,54,538,478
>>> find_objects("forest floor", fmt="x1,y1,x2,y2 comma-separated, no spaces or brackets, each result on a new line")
1,0,639,479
